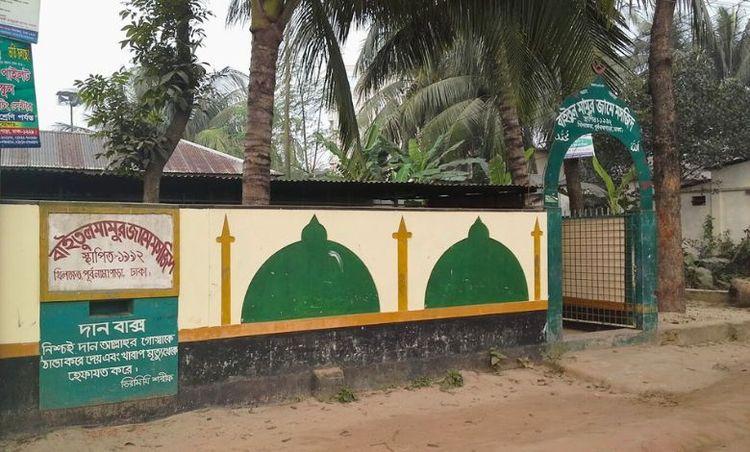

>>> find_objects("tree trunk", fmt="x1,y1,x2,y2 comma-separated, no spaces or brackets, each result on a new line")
142,106,191,203
282,31,293,178
495,48,529,187
649,0,685,312
563,158,585,214
243,1,287,205
143,157,167,203
299,78,308,165
141,3,194,204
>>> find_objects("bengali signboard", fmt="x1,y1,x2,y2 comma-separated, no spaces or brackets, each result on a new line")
0,0,40,43
554,79,641,156
39,298,178,410
0,36,38,147
41,205,179,301
564,134,595,159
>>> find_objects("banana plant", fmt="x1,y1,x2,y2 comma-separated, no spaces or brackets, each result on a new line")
315,122,397,181
388,133,481,183
484,147,535,185
592,155,637,214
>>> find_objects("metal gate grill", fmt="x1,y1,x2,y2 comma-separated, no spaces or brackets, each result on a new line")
562,212,636,327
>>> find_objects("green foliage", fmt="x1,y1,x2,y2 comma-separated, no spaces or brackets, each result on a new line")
186,68,248,158
672,51,750,177
595,49,750,180
120,0,209,110
389,133,475,183
77,70,162,173
686,215,742,261
315,122,395,181
271,37,337,177
227,0,368,158
76,0,210,174
334,387,357,403
487,156,513,185
685,216,750,287
483,148,535,185
524,148,536,171
699,215,718,257
408,376,433,390
489,347,507,372
706,6,750,85
591,156,636,213
684,259,701,289
355,1,631,182
318,126,482,183
440,370,464,390
729,235,750,277
588,6,750,183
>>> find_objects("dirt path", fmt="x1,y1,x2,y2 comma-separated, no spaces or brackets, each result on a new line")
4,342,750,452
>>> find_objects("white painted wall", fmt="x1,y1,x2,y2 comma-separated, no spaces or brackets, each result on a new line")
179,208,548,329
0,204,548,344
681,160,750,242
0,204,40,345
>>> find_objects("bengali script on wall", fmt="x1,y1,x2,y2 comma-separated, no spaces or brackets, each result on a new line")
46,212,176,293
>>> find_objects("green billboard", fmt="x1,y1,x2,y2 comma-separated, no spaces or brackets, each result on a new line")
0,36,39,147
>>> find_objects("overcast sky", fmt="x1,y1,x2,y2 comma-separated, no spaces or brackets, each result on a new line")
34,0,364,129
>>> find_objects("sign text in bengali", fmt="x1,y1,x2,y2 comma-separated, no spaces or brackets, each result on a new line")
44,209,177,297
39,298,178,410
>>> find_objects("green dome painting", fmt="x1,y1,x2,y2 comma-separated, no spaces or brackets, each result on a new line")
425,218,528,308
241,216,380,323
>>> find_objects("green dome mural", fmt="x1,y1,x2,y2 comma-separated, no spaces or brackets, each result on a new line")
241,216,380,323
425,218,528,308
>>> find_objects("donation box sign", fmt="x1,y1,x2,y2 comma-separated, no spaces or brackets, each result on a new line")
39,298,178,410
40,205,179,301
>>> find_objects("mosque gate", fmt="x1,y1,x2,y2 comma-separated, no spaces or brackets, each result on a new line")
543,75,657,338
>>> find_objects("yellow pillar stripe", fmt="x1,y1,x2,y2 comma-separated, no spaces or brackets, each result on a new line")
216,214,235,325
531,218,543,301
392,217,412,312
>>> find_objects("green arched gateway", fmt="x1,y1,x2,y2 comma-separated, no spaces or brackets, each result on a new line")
543,76,657,340
241,216,380,323
425,218,528,308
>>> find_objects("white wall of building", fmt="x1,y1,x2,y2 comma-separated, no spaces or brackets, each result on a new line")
681,160,750,242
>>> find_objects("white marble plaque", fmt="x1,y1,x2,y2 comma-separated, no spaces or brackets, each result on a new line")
46,211,176,294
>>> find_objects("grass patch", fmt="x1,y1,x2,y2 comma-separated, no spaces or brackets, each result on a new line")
408,376,433,390
334,387,357,403
440,370,464,390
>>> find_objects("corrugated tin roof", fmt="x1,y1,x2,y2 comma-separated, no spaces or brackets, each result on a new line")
0,130,252,177
273,179,531,190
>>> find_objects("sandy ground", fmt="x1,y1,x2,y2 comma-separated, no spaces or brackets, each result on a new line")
4,341,750,452
659,299,750,325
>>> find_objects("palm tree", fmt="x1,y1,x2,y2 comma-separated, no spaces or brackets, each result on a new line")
642,0,711,313
227,0,390,204
229,0,632,203
355,38,498,164
648,0,685,312
184,67,249,157
273,37,340,178
705,6,750,84
356,0,631,187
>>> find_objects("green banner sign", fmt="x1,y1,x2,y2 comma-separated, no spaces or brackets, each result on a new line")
39,298,178,410
0,36,39,147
